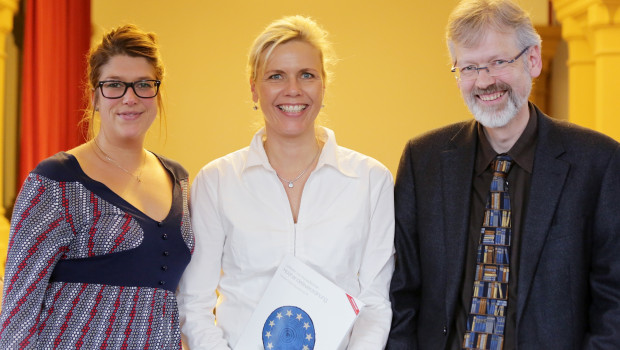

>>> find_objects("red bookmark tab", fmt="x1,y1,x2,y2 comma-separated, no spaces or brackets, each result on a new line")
346,294,360,315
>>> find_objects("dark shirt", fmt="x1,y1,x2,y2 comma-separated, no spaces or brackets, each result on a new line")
448,105,538,349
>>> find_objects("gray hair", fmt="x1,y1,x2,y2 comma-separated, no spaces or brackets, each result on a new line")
446,0,541,63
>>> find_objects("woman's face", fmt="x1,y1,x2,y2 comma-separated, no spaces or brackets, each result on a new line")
94,55,158,143
251,40,325,140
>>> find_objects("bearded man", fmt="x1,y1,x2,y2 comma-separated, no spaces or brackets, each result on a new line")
387,0,620,349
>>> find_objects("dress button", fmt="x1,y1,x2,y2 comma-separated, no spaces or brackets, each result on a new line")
159,280,166,285
161,265,168,271
161,233,168,240
163,251,169,256
442,326,448,335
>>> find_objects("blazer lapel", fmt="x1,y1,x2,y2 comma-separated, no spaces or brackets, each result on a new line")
516,112,570,323
441,121,478,319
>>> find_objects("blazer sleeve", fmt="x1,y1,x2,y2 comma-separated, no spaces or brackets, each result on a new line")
0,173,73,348
386,141,421,350
585,145,620,348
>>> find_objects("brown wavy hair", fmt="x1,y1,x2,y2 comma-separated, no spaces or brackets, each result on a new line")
82,24,166,140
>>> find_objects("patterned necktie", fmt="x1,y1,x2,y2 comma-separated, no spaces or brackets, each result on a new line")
463,154,513,350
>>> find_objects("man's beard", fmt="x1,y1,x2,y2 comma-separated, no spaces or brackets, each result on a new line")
463,79,531,128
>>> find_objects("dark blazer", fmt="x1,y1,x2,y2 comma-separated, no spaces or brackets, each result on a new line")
387,104,620,349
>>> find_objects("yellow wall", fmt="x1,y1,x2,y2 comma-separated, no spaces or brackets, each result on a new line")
92,0,550,179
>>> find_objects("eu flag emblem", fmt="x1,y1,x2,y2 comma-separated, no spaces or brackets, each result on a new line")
262,306,315,350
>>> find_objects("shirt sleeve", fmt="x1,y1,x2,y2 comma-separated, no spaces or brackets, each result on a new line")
177,166,231,350
0,174,74,348
347,165,395,349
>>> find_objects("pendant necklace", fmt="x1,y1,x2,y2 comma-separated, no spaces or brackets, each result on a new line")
92,139,146,183
275,147,321,188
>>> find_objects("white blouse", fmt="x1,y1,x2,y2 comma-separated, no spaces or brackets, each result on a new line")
178,127,395,349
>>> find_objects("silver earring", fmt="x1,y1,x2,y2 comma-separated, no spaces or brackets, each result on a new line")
253,104,258,110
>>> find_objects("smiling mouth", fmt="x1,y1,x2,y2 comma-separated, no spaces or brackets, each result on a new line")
118,111,142,118
278,105,307,113
478,91,505,101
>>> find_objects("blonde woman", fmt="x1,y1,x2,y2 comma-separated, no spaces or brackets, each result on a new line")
178,16,394,349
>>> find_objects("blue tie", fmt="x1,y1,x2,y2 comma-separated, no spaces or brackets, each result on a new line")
463,155,513,350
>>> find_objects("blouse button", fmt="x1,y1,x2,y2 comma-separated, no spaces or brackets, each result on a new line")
161,265,168,271
163,251,170,256
159,280,166,285
157,222,163,227
161,233,168,240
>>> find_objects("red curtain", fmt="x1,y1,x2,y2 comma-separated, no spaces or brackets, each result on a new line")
19,0,91,185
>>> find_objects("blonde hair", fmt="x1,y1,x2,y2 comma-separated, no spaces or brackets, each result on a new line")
247,15,335,84
82,24,166,140
446,0,541,63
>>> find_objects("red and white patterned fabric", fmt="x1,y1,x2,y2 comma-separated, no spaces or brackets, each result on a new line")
0,152,194,349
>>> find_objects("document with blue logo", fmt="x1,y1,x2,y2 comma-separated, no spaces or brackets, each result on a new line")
234,255,364,350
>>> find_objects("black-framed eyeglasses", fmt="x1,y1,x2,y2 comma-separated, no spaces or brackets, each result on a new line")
451,46,530,81
98,79,161,99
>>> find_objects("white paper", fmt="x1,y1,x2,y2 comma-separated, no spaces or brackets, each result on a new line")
234,255,364,350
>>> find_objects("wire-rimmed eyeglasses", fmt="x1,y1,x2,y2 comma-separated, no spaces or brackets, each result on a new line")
451,46,530,81
98,80,161,99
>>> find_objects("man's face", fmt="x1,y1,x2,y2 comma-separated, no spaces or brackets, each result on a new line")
453,29,540,129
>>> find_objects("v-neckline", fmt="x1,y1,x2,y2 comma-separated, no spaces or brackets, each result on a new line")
63,152,177,224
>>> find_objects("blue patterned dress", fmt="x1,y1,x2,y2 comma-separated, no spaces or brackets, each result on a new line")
0,152,194,349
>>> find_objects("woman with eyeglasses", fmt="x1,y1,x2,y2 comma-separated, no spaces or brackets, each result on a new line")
0,24,193,349
178,16,395,349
